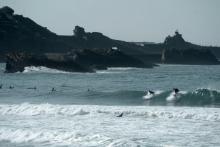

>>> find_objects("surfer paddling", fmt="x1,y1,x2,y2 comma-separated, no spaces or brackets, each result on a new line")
117,112,123,117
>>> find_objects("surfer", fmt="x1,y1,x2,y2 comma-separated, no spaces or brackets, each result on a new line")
173,88,179,94
117,113,123,117
146,89,155,95
0,84,2,89
148,90,155,95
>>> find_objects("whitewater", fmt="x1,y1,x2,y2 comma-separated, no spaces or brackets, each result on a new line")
0,63,220,146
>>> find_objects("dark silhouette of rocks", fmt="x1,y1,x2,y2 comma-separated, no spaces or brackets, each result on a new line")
0,6,14,17
0,6,154,71
162,31,219,64
73,26,86,38
162,48,218,64
1,6,219,71
5,48,147,73
164,31,186,48
5,52,94,73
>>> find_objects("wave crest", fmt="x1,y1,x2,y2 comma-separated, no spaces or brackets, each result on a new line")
142,88,220,106
0,103,219,121
23,66,69,74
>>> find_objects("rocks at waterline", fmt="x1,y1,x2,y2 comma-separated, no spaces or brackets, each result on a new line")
5,48,148,73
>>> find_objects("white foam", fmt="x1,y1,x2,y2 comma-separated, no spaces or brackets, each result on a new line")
23,66,69,74
0,104,220,146
107,67,137,71
166,91,187,101
72,108,90,116
0,128,110,146
107,139,138,147
0,103,219,121
96,70,119,74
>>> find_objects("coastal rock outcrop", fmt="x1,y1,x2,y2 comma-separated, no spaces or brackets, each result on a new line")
161,31,219,64
5,52,94,73
73,26,86,38
164,31,186,49
5,48,147,73
162,48,219,64
1,6,219,67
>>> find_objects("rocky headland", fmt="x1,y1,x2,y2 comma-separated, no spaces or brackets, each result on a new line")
161,31,219,64
5,48,147,73
0,6,219,73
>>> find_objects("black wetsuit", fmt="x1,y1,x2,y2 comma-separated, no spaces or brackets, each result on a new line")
117,113,123,117
148,90,155,95
173,88,179,94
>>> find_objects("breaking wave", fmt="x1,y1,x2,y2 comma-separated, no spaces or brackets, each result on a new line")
0,103,219,121
23,66,69,74
143,90,163,100
107,67,138,71
23,66,135,74
0,102,219,146
86,88,220,106
142,88,220,106
0,128,111,146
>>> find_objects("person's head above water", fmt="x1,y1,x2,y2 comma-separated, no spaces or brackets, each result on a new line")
9,86,14,89
173,88,179,93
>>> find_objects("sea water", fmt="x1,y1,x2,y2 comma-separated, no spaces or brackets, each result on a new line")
0,63,220,147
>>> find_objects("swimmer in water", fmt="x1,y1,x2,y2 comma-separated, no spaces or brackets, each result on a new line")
9,86,14,89
51,88,56,92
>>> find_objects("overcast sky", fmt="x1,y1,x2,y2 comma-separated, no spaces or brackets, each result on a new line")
2,0,220,46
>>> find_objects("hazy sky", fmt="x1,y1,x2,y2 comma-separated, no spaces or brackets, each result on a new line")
2,0,220,46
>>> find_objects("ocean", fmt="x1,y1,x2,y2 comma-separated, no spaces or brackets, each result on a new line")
0,63,220,147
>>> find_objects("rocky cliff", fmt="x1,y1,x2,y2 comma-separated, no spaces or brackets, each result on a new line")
162,31,219,64
1,6,219,70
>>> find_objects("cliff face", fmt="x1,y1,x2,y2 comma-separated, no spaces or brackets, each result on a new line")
0,6,71,54
162,31,219,64
0,6,138,54
6,52,94,73
1,6,219,68
163,49,219,64
0,6,157,66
